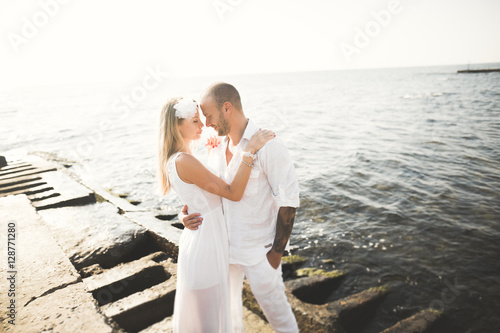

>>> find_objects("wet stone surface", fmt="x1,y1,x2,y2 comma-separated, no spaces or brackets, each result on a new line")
38,202,150,270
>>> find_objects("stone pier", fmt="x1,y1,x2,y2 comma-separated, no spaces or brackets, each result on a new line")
0,153,442,332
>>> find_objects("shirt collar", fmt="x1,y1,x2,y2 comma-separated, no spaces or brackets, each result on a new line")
240,119,259,145
222,119,258,147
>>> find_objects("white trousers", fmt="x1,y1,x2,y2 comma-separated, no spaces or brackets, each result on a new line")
229,257,299,333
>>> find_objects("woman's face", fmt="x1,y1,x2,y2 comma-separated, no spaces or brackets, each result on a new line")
178,110,203,141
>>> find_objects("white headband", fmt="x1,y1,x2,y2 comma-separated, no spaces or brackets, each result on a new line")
174,98,198,119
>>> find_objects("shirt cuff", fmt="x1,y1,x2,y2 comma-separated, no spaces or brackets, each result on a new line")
273,184,300,208
273,194,300,208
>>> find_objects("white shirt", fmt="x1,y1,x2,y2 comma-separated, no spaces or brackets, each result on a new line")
207,119,300,266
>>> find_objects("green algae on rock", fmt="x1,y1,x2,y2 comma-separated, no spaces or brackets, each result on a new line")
321,259,335,264
296,268,344,278
281,255,307,265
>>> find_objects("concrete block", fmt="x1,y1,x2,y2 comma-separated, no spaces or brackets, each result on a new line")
0,195,80,307
0,195,112,332
6,283,113,333
32,171,95,210
381,309,443,333
38,202,149,269
125,211,182,259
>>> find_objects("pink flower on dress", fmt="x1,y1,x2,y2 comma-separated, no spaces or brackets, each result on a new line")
205,136,221,150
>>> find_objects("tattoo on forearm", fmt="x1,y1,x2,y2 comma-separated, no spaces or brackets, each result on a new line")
272,207,296,254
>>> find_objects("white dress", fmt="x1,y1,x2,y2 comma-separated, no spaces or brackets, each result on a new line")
168,152,231,333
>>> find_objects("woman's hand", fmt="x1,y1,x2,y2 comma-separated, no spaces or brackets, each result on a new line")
245,129,275,154
205,136,221,153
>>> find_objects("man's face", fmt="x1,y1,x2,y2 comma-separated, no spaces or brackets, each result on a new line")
200,96,230,136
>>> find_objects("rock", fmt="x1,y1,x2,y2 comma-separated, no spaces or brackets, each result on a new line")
296,267,344,278
286,274,345,305
0,162,31,172
11,283,114,333
0,195,112,332
0,165,36,177
242,306,274,333
140,316,173,333
26,188,59,202
83,252,171,306
0,195,80,307
281,254,308,279
282,280,389,333
81,177,145,212
101,274,177,332
0,155,7,167
38,202,149,269
0,179,48,197
32,170,95,210
0,166,56,184
282,255,308,264
125,211,182,259
0,154,95,208
80,263,104,278
0,175,43,189
329,286,389,332
381,309,443,333
132,302,272,333
155,214,178,221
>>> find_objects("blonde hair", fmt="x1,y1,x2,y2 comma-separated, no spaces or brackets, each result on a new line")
157,97,185,195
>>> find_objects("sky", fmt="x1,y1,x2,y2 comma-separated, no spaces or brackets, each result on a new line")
1,0,499,88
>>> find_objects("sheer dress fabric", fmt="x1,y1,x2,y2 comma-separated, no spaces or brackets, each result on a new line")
168,152,231,333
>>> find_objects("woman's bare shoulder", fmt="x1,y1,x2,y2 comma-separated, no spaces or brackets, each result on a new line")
175,152,202,168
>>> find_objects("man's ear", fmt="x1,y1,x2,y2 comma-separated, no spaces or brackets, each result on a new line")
223,102,232,114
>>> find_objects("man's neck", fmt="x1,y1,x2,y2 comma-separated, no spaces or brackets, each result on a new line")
228,117,249,147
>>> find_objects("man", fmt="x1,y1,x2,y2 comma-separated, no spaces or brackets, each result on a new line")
181,82,299,333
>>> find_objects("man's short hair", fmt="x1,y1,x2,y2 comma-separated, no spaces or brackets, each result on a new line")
204,82,242,111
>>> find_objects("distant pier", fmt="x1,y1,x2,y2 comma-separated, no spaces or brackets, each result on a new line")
457,68,500,74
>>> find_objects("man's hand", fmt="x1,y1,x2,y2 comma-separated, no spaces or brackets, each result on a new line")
266,249,283,269
179,205,203,230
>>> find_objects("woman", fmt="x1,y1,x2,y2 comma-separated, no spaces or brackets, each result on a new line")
157,97,274,332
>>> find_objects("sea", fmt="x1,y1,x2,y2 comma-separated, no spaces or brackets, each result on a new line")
2,63,499,332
